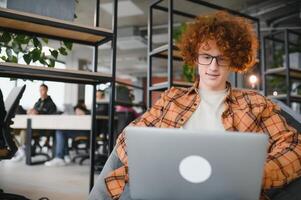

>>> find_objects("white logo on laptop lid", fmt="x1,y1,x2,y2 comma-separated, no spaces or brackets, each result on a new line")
179,155,212,183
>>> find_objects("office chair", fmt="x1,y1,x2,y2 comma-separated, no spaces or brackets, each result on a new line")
271,99,301,131
72,118,109,166
0,85,26,160
265,99,301,200
0,85,31,200
72,103,110,167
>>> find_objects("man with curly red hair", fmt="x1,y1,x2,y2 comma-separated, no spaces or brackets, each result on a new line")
89,11,301,200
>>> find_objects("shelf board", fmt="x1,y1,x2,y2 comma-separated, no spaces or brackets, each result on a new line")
0,62,112,85
0,8,113,45
150,44,183,61
265,67,301,79
149,81,193,92
268,94,301,103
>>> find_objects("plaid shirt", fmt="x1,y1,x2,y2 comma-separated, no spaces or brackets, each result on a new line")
104,81,301,200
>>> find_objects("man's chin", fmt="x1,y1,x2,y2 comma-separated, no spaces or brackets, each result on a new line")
202,81,224,90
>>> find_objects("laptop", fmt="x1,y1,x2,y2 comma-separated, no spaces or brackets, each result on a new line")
125,127,268,200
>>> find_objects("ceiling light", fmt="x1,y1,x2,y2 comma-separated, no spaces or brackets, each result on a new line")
249,75,258,89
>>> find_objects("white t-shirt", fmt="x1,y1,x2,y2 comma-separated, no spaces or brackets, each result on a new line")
183,88,227,132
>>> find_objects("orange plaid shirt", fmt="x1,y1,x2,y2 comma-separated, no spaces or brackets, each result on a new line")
104,81,301,200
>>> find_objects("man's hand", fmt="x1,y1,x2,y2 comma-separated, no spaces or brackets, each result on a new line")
27,108,38,115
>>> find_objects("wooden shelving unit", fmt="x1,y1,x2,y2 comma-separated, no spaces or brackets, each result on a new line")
150,44,182,61
262,29,301,106
265,67,301,80
0,0,118,191
0,62,112,84
0,7,112,45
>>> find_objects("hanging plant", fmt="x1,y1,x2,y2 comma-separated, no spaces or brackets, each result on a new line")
182,63,196,83
0,31,73,68
173,23,187,43
173,23,195,82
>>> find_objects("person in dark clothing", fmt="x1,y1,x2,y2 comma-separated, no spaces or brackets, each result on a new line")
12,83,57,162
0,89,7,148
27,84,57,115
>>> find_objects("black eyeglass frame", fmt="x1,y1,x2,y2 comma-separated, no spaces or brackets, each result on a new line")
197,53,230,66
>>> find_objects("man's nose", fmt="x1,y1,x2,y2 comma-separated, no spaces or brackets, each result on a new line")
208,58,219,71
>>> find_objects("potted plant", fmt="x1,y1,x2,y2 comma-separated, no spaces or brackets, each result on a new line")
173,23,196,83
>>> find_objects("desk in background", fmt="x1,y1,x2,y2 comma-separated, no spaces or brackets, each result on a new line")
11,114,113,165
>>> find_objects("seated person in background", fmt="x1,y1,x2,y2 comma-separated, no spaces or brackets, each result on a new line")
27,83,57,115
95,90,110,143
12,83,57,161
96,90,109,115
44,102,90,167
115,89,140,119
96,90,107,103
89,11,301,200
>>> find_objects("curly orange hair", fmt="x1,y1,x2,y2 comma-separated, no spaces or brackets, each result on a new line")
178,11,258,72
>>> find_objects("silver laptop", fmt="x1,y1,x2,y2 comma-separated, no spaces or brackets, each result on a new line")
125,127,268,200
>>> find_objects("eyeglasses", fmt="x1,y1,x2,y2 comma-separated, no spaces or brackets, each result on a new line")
197,54,230,66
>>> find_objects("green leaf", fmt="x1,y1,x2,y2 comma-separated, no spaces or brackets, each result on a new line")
173,23,187,43
6,48,12,59
0,32,12,44
48,59,55,68
39,56,47,65
63,40,73,50
24,36,32,44
42,38,49,44
23,53,32,64
31,48,41,62
11,56,18,63
15,34,27,44
12,41,20,54
33,37,42,48
58,47,67,55
1,56,7,61
39,52,49,66
182,63,195,82
50,50,58,59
